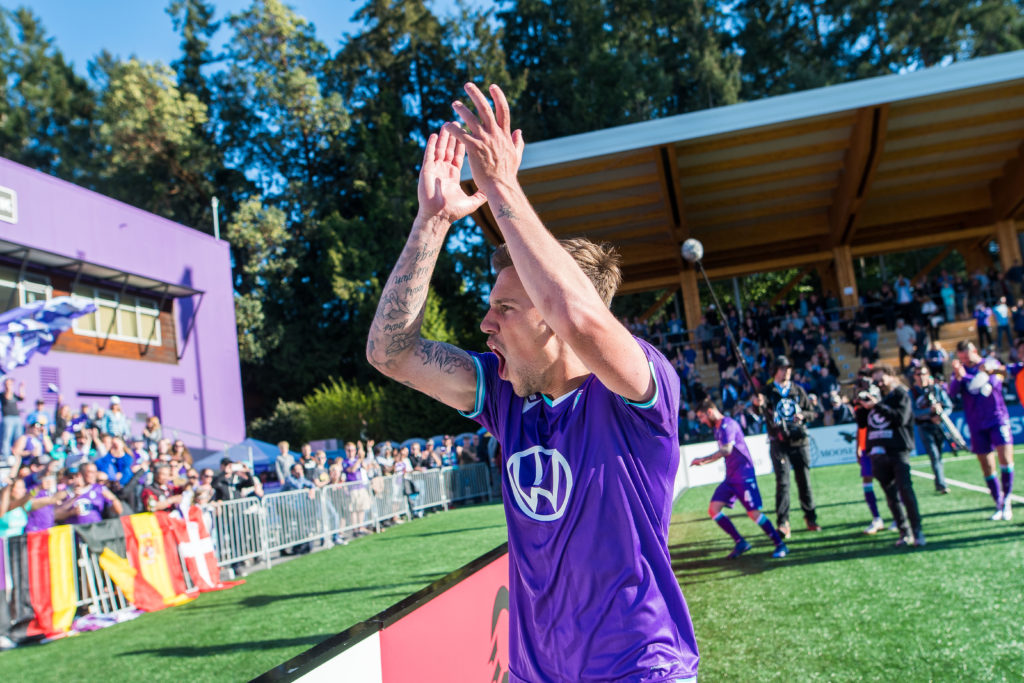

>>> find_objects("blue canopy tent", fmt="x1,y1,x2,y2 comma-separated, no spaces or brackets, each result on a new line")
192,437,296,478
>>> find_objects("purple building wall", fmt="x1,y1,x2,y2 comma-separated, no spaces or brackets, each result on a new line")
0,157,245,449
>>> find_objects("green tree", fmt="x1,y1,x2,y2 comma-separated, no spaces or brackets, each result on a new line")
0,6,96,180
167,0,219,105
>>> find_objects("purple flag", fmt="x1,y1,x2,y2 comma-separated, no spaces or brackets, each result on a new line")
0,296,97,372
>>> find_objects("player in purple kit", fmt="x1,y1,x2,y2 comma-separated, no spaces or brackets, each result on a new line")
368,84,699,682
948,341,1015,520
692,399,788,559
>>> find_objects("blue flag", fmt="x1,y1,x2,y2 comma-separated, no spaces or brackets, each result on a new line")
0,296,97,371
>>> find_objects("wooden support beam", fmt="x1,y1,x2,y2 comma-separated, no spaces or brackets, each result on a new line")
954,237,992,274
991,142,1024,220
640,288,679,324
703,251,835,280
911,244,955,285
654,144,687,276
833,245,859,312
769,265,814,307
995,220,1022,272
829,105,889,246
679,268,702,342
850,224,996,258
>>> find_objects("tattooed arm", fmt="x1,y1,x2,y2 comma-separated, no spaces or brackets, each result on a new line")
444,84,654,403
366,128,485,412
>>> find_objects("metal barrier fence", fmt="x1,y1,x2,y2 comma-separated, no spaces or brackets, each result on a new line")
201,463,493,570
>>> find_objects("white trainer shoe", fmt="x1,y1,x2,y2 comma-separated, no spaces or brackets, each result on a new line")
864,518,885,535
1003,500,1012,521
990,507,1005,521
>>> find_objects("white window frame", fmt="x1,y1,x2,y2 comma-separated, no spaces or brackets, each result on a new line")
0,267,52,309
71,286,162,346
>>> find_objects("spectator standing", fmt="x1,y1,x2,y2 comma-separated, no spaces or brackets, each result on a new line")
940,279,956,323
696,316,714,364
274,440,293,485
0,378,25,461
12,416,53,467
139,464,183,514
895,319,916,371
95,437,134,487
57,463,123,523
102,397,132,440
0,476,30,537
993,296,1012,350
974,303,993,349
53,404,73,446
24,399,47,431
142,416,162,453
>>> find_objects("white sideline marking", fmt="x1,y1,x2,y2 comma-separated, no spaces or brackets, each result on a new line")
909,470,1024,503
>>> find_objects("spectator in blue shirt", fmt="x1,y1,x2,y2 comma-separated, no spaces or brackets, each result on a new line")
95,437,134,486
283,463,315,493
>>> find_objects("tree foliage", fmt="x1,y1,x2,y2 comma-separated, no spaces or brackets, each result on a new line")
3,0,1024,441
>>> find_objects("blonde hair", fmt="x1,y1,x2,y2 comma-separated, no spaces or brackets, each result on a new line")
491,238,622,307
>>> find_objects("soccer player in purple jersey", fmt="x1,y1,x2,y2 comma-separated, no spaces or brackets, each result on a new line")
691,399,788,559
948,340,1015,520
367,83,699,682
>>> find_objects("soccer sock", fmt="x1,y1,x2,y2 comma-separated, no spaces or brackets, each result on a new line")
714,511,743,543
756,513,783,546
1001,465,1015,499
863,484,881,520
985,474,1003,506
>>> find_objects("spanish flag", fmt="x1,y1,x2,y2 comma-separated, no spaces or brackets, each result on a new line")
121,513,193,608
26,525,76,637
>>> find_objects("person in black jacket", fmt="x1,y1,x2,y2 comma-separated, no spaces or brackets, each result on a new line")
860,364,924,547
752,355,821,538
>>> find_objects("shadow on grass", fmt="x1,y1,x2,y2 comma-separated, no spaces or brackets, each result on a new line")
121,634,330,658
184,581,434,609
375,524,506,540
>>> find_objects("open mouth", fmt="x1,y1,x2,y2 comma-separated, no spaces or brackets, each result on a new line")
488,343,507,380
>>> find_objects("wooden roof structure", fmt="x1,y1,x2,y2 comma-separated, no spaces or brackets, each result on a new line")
465,50,1024,297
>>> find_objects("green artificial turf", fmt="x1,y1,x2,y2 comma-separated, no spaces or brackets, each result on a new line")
2,453,1022,681
672,453,1024,681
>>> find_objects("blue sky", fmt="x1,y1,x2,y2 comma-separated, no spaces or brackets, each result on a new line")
19,0,468,76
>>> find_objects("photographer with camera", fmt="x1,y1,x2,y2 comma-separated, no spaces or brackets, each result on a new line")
851,370,887,535
752,355,821,538
860,364,924,547
911,366,953,494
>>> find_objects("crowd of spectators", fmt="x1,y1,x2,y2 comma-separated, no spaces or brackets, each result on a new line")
625,262,1024,444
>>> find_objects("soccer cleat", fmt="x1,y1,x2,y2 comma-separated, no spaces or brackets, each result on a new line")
771,543,789,559
894,534,914,547
913,531,926,547
937,487,951,494
806,520,822,532
990,507,1005,521
727,539,752,559
1003,500,1013,521
778,522,791,539
888,521,899,532
864,518,885,535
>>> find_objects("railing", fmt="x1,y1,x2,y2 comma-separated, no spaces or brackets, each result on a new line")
201,464,493,571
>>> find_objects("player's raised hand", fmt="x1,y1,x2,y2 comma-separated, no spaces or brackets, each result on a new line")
417,127,486,224
950,358,966,379
443,83,525,193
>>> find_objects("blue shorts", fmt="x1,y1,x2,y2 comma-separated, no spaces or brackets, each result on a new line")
859,452,872,478
711,478,762,511
971,422,1012,455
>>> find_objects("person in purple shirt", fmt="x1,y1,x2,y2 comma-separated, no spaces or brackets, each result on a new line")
367,86,699,682
24,472,69,532
692,398,788,559
55,462,122,525
948,340,1014,520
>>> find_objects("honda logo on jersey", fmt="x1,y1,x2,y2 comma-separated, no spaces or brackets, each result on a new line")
506,446,574,521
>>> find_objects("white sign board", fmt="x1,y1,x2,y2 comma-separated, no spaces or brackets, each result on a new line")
0,186,16,224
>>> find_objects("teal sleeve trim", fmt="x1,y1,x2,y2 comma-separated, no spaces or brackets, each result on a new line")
621,361,659,408
458,355,485,419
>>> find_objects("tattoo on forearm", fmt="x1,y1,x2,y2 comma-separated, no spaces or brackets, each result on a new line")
415,340,474,375
497,204,518,221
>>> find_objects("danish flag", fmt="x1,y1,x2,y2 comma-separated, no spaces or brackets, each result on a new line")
171,506,245,592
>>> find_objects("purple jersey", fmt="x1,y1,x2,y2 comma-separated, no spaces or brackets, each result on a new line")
66,484,110,525
461,338,698,682
714,416,756,483
948,360,1010,431
25,487,56,532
